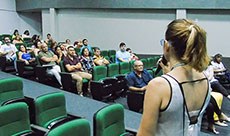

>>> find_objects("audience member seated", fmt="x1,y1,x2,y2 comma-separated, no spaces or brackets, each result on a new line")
74,40,83,49
93,47,110,66
80,47,95,74
50,41,58,53
205,64,230,100
126,60,153,92
38,42,62,88
65,39,73,47
45,33,56,47
63,46,92,96
54,46,64,64
206,94,230,134
12,29,20,39
60,43,68,56
126,48,139,61
0,37,18,70
18,44,36,66
80,39,93,54
22,30,30,38
116,42,131,63
12,34,23,44
211,53,230,83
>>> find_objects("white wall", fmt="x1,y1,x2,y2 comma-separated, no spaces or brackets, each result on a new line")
0,0,41,36
41,8,230,56
42,9,175,54
188,11,230,57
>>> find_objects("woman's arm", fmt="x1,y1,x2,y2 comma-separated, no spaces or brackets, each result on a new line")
137,77,170,136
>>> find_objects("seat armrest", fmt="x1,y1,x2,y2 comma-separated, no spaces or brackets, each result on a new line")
127,90,145,95
47,114,83,130
67,113,83,119
31,124,49,135
1,98,27,106
125,127,137,136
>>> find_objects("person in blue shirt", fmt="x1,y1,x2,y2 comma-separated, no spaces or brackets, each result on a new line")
126,60,153,91
116,42,131,63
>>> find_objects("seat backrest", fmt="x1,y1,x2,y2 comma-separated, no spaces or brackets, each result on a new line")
23,37,32,43
15,43,24,50
100,50,109,57
0,77,24,105
93,66,107,81
140,58,148,69
147,57,154,69
107,63,119,77
59,60,67,72
47,119,90,136
108,50,116,57
35,92,68,128
0,102,32,136
94,104,126,136
119,62,130,75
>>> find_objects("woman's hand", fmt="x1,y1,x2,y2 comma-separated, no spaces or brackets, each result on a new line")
157,58,171,74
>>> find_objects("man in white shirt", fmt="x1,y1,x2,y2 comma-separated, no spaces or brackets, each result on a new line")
0,37,18,72
0,37,17,61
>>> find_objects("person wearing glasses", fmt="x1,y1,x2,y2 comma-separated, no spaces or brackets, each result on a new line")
126,60,153,92
137,19,211,136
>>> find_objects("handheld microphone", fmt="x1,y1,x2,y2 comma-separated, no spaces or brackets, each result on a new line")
155,55,167,75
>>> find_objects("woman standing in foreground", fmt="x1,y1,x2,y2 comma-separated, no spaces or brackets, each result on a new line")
137,19,211,136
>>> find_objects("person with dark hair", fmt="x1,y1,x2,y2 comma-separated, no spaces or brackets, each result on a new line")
126,47,139,61
116,42,131,63
0,37,18,62
137,19,210,136
12,29,20,39
22,30,30,38
211,53,230,82
79,47,95,74
45,33,56,47
18,44,36,65
80,39,92,54
64,46,92,96
74,40,83,49
54,46,64,64
93,47,110,66
12,34,23,44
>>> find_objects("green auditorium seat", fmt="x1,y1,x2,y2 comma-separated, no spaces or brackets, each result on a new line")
108,50,116,57
147,57,155,69
34,92,80,130
46,119,90,136
23,37,32,43
119,62,131,75
93,103,135,136
91,66,117,101
1,34,12,40
108,49,116,63
100,50,109,57
107,63,128,98
127,90,145,113
74,48,81,55
0,102,34,135
0,77,24,105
